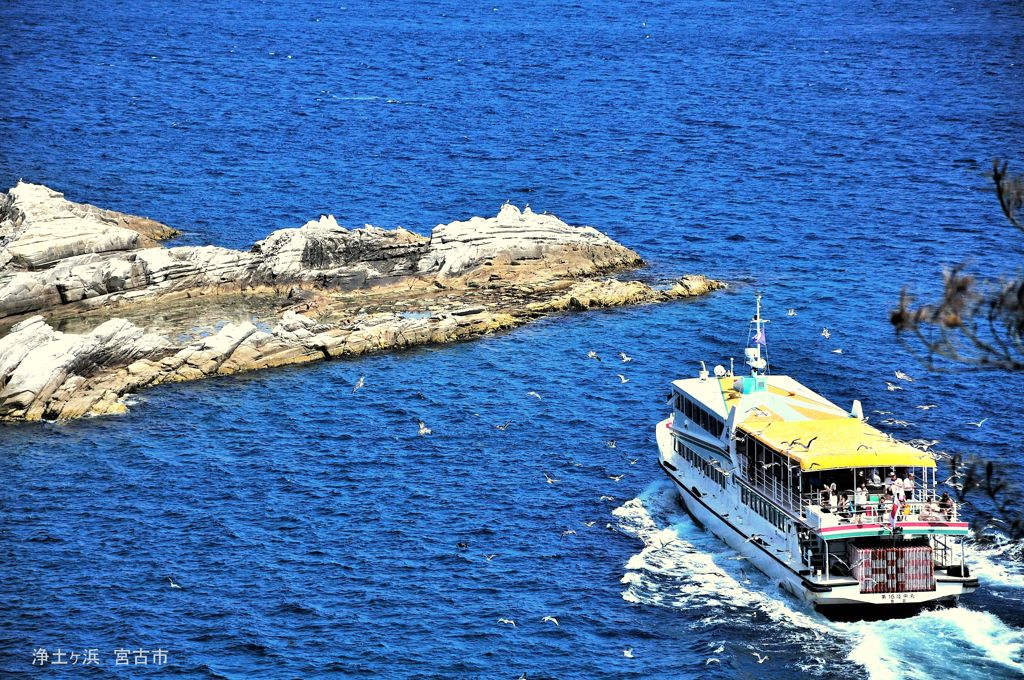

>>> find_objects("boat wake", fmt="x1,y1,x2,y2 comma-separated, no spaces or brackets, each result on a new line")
615,481,1024,679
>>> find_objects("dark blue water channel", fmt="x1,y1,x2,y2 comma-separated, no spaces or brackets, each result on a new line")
1,1,1023,677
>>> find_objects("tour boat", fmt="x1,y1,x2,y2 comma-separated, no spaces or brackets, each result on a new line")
656,296,978,617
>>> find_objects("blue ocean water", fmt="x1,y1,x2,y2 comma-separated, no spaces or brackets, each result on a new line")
2,0,1024,677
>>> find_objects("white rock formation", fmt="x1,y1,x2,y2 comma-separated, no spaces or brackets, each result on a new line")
420,204,640,277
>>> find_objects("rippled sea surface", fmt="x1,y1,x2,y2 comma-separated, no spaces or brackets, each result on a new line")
2,1,1024,677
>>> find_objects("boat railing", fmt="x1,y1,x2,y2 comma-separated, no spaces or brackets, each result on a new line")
743,471,802,517
801,490,959,524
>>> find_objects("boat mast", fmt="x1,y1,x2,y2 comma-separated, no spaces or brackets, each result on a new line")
745,293,770,375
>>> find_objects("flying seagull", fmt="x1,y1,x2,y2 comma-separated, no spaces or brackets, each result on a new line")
617,374,630,383
542,616,559,626
619,352,633,363
753,652,769,664
895,370,914,382
821,328,831,339
885,382,903,391
498,618,516,627
418,421,432,435
527,391,542,400
167,577,182,589
587,351,601,361
787,309,796,316
543,472,560,484
352,375,365,393
968,418,989,427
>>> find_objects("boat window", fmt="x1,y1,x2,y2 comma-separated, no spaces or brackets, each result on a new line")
679,396,725,438
674,439,726,487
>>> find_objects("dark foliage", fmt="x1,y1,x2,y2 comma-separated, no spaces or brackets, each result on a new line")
891,161,1024,371
892,160,1024,540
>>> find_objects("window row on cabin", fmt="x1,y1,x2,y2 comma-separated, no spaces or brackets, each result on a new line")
740,433,790,483
740,485,788,531
674,393,725,438
673,438,727,487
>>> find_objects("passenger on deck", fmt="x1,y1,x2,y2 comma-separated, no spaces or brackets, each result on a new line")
939,492,955,520
904,472,916,501
869,468,882,488
856,485,868,508
889,473,905,503
921,499,941,521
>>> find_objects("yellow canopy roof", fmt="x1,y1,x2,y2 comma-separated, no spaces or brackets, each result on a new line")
740,417,936,471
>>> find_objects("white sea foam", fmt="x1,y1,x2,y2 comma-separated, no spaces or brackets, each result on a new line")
963,535,1024,589
843,608,1024,679
617,480,1024,679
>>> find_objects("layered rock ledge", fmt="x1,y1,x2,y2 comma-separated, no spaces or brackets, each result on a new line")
0,182,724,421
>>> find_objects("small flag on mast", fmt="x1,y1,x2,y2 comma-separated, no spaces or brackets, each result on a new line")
752,328,767,346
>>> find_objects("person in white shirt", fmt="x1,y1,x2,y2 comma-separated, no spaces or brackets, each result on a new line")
904,472,916,501
891,475,905,503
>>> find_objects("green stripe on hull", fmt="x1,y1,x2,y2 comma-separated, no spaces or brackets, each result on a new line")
822,528,968,540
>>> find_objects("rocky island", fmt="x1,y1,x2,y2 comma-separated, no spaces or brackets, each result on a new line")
0,182,724,421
